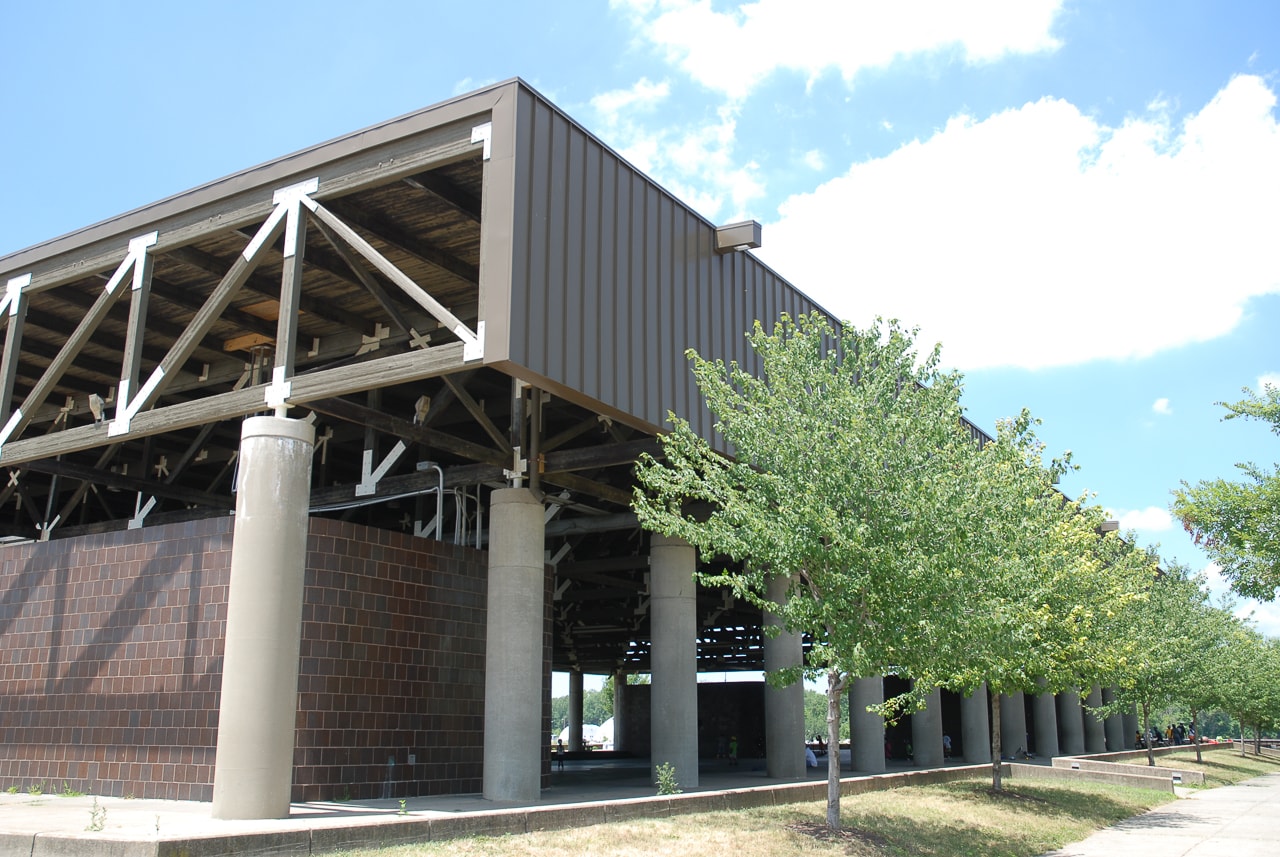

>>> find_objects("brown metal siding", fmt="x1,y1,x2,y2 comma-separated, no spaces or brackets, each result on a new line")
504,85,824,447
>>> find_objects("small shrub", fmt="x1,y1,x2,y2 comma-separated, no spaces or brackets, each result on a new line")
86,797,106,832
27,782,44,796
59,781,83,797
398,798,407,815
5,786,17,795
655,762,682,795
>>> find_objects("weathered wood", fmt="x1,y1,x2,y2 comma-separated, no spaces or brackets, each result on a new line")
273,202,307,392
539,471,631,507
442,375,510,453
323,199,479,284
118,214,284,425
23,457,230,510
2,253,136,448
0,281,28,416
542,438,660,474
403,172,482,222
309,202,478,347
0,342,469,465
310,215,413,333
309,390,507,467
117,247,154,423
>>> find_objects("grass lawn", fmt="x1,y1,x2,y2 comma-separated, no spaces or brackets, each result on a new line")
324,753,1280,856
1126,746,1280,787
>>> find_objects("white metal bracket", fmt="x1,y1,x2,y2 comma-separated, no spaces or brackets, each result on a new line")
129,495,157,529
471,122,493,160
355,440,407,496
0,274,30,317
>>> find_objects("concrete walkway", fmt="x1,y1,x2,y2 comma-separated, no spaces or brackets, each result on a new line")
1043,771,1280,857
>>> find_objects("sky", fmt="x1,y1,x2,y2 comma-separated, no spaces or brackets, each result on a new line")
3,1,1278,659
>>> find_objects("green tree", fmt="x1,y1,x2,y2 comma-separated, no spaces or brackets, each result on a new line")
804,689,848,742
1219,628,1280,754
634,313,984,831
1173,385,1280,601
924,412,1155,788
1097,563,1234,766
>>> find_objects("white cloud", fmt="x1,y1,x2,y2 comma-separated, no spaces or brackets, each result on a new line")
1115,506,1174,533
757,75,1280,370
1258,373,1280,392
590,78,671,119
802,149,825,171
589,97,765,222
1152,398,1172,415
1201,562,1280,638
615,0,1063,100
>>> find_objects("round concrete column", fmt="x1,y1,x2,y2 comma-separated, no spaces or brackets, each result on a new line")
912,685,944,767
1101,687,1125,751
1083,685,1107,753
568,670,584,751
1000,692,1027,758
961,684,991,764
613,671,627,752
1057,688,1085,755
763,574,804,779
483,488,545,802
212,416,315,820
1032,682,1060,758
1122,704,1139,749
850,677,885,773
650,534,699,789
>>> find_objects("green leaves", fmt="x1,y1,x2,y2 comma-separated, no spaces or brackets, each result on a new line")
1173,385,1280,601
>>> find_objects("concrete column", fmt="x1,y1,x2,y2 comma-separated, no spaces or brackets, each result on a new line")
763,575,805,779
960,684,991,764
568,671,584,751
1000,692,1027,759
1032,682,1060,758
612,671,627,752
850,677,885,773
1101,687,1125,752
1122,704,1139,750
1083,685,1107,753
482,488,545,801
650,534,699,789
1057,688,1085,755
212,416,315,819
912,685,944,767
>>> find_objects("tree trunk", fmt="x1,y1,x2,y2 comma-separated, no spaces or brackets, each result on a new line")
990,689,1003,791
1239,718,1246,757
826,670,845,832
1142,702,1154,767
1191,709,1202,764
1254,723,1262,755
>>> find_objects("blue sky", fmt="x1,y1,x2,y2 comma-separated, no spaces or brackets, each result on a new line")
3,1,1278,648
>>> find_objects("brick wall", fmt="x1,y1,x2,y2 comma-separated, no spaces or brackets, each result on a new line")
0,516,504,802
0,517,231,800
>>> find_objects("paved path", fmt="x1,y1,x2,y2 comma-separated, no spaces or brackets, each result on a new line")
1043,771,1280,857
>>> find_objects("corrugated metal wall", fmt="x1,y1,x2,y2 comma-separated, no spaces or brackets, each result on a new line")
504,86,822,446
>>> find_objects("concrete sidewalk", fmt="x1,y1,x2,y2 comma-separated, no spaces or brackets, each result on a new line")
1043,771,1280,857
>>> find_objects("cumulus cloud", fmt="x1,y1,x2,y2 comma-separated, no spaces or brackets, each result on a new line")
1258,372,1280,391
1153,398,1173,415
1115,506,1175,532
614,0,1064,100
588,95,765,222
591,78,671,118
757,75,1280,370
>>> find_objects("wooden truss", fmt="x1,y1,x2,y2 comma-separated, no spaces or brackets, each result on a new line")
0,178,483,467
